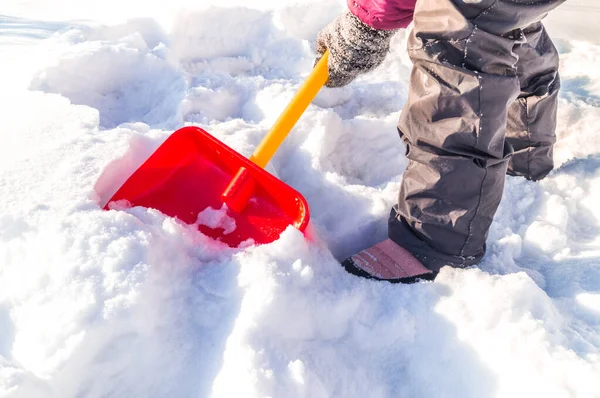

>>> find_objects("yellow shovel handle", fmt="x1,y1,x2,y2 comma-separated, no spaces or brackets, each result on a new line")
249,50,329,169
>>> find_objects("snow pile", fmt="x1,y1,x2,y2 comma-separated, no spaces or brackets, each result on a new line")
29,21,184,128
196,205,237,235
1,1,600,397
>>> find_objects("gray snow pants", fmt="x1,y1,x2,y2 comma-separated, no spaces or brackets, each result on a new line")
389,0,565,272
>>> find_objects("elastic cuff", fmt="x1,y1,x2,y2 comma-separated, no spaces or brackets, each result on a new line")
388,206,484,272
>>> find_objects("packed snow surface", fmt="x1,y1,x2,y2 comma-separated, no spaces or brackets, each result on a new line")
1,0,600,397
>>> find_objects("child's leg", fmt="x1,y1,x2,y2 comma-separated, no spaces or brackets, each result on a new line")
506,22,560,181
388,0,565,272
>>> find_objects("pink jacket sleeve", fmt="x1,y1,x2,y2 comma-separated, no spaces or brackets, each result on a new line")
347,0,416,30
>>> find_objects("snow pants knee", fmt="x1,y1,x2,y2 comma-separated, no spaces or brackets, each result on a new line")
389,0,564,272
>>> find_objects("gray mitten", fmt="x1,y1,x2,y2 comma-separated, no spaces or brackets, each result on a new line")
316,11,397,88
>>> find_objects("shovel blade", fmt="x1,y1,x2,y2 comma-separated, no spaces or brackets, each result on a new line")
105,126,309,247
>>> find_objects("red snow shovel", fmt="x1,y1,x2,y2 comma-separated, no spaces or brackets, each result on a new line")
104,52,329,247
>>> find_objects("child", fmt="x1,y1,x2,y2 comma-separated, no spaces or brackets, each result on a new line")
316,0,565,283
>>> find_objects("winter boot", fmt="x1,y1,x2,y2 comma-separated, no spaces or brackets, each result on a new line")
342,239,436,284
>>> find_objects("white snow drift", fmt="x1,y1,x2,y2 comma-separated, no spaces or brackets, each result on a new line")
1,1,600,397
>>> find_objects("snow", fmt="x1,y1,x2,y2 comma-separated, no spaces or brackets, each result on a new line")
1,1,600,397
196,205,236,235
